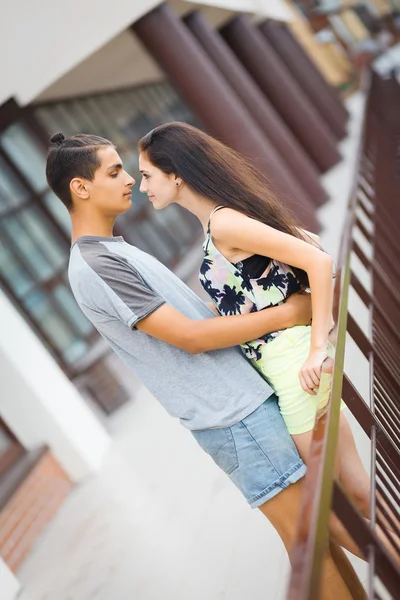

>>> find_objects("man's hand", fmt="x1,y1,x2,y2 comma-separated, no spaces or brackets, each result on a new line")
285,292,312,327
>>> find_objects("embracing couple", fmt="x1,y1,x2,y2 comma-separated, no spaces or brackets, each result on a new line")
46,124,370,598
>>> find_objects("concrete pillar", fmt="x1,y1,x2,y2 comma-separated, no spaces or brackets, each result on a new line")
221,15,341,173
184,11,328,207
133,4,319,230
259,20,347,141
0,290,111,482
275,18,349,122
0,559,20,600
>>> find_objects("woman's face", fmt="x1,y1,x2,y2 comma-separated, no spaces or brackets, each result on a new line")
139,153,180,210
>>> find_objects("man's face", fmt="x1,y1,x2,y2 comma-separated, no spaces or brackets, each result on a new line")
84,146,135,217
138,153,179,210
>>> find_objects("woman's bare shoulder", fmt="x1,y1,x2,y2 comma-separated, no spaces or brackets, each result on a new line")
211,207,251,237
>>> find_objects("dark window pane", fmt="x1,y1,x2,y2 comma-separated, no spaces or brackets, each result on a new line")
23,290,88,364
53,284,93,337
1,205,67,282
152,204,200,246
0,123,47,193
1,219,54,282
137,219,175,263
0,157,29,215
42,190,71,236
0,242,34,297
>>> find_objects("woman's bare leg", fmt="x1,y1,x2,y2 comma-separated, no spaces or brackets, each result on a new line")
333,413,370,516
258,481,361,600
291,423,366,559
335,415,400,560
292,412,400,562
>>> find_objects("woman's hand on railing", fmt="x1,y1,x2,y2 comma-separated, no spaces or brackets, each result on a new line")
299,347,329,395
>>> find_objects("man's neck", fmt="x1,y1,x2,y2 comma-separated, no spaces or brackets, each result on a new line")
70,214,116,245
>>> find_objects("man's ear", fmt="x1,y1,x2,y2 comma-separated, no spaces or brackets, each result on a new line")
70,178,89,200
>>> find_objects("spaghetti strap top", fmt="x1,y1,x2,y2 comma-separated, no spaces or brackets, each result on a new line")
200,207,301,360
207,205,225,235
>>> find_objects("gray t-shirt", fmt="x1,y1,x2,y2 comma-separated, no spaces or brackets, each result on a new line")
69,236,273,430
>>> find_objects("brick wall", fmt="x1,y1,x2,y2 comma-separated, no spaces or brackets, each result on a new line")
0,450,72,572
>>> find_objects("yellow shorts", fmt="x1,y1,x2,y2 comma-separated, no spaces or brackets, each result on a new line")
253,325,345,435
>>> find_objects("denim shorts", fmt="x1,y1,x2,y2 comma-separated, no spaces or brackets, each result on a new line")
191,394,306,508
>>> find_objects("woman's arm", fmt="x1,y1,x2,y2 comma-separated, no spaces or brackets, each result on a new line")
211,209,334,392
206,302,219,315
297,227,320,246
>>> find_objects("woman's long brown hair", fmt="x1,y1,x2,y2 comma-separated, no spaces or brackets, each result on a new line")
139,122,314,287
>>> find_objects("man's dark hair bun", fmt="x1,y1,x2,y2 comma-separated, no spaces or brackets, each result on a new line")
50,133,65,145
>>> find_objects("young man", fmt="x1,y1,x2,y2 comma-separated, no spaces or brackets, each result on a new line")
45,132,361,599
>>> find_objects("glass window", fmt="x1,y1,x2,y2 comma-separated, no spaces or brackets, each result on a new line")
23,290,88,364
34,107,61,138
119,150,140,180
51,104,81,134
20,206,67,265
70,99,99,133
152,204,199,246
0,123,47,192
63,338,89,365
1,205,67,281
53,283,93,337
137,219,175,263
0,243,34,298
0,157,29,215
124,111,154,145
84,98,116,140
1,218,54,282
42,190,71,235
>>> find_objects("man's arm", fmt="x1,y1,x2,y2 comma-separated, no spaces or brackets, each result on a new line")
136,292,312,354
75,252,311,355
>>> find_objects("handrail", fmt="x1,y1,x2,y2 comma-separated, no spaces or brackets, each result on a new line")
286,69,400,600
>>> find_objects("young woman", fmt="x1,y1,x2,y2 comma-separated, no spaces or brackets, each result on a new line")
138,121,371,523
47,132,366,597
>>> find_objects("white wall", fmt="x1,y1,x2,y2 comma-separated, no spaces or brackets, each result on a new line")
193,0,292,20
1,0,292,107
0,559,21,600
35,30,164,102
35,2,238,103
0,290,111,482
0,0,161,106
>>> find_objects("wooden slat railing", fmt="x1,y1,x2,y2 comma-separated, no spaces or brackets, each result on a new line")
287,70,400,600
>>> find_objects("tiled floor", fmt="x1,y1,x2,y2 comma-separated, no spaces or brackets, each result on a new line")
17,92,369,600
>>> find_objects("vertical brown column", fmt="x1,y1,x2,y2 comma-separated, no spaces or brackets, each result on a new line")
184,10,327,206
276,22,349,122
259,20,347,141
221,15,341,173
133,4,319,230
